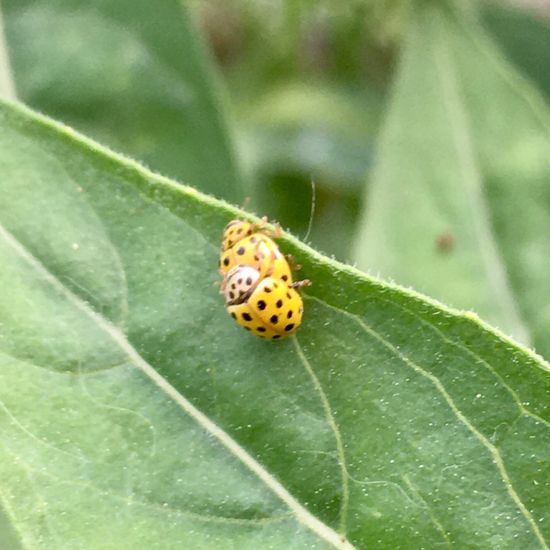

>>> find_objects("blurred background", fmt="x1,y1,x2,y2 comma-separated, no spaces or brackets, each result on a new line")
1,0,549,358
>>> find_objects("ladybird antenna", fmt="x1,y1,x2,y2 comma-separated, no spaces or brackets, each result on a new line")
240,196,251,212
303,177,316,243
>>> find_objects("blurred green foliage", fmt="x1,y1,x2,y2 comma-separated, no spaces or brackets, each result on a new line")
194,0,400,259
3,0,550,357
353,2,550,357
193,0,550,261
482,3,550,101
3,0,245,201
193,0,550,357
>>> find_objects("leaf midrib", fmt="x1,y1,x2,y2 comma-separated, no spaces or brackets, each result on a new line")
432,10,531,346
0,221,355,550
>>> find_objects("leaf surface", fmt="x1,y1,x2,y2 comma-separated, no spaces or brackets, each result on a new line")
353,3,550,359
0,99,548,549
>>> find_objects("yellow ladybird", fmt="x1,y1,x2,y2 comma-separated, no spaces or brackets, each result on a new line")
219,218,310,340
226,274,304,340
219,219,292,283
221,219,255,252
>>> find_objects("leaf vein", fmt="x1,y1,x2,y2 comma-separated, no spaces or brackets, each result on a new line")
307,295,547,548
433,14,530,345
378,297,550,428
0,222,355,550
403,474,452,549
293,336,350,535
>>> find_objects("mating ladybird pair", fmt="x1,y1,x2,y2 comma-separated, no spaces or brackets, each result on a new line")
219,218,309,340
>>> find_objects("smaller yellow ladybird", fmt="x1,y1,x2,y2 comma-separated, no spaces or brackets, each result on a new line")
221,220,256,252
219,218,292,283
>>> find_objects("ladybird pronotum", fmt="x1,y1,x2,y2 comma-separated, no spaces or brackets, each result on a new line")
219,218,309,340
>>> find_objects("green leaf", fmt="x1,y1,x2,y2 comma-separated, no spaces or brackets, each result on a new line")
252,170,363,263
353,3,550,359
2,0,244,201
0,99,548,549
483,3,550,102
0,8,16,101
238,82,380,189
235,83,381,262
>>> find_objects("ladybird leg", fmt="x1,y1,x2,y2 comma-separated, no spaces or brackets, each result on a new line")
240,196,251,210
263,221,283,239
251,217,283,239
258,263,273,279
249,215,268,234
251,240,276,279
220,265,237,293
264,261,275,279
291,279,311,289
285,254,301,271
250,240,265,268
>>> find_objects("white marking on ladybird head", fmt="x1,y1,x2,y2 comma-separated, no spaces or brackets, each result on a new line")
222,266,261,305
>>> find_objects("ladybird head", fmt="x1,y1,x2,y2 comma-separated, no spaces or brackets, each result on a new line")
221,266,261,305
222,219,254,251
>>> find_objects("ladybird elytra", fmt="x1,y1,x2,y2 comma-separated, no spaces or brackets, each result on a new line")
226,277,303,339
221,219,255,252
220,233,292,283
